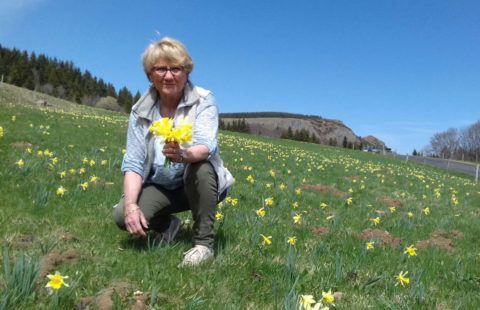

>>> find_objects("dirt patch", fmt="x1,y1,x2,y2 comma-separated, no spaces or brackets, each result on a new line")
358,229,401,247
416,230,463,253
379,196,403,208
312,227,330,235
375,210,386,216
300,184,346,198
10,234,35,248
11,141,33,149
38,249,81,281
77,282,176,309
58,232,80,242
78,281,134,310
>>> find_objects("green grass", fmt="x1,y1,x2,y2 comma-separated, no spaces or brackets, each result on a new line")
1,84,480,309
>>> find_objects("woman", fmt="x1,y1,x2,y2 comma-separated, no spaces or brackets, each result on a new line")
114,37,234,266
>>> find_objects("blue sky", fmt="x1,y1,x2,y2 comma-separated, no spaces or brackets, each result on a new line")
1,0,479,154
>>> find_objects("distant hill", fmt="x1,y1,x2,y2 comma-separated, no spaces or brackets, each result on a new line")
220,112,388,150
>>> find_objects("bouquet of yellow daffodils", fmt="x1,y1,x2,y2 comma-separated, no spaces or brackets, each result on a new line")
149,117,192,167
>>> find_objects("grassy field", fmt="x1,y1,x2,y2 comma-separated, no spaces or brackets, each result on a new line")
1,84,479,309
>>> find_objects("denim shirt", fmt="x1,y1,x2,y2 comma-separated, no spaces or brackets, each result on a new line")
121,82,226,192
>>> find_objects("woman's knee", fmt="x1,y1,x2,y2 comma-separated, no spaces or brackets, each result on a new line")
185,161,216,184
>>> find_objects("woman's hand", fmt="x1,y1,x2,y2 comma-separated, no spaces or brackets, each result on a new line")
124,203,149,236
163,141,184,163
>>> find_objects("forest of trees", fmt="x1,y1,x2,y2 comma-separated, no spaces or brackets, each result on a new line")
427,120,480,162
219,119,250,133
0,44,140,113
280,126,319,144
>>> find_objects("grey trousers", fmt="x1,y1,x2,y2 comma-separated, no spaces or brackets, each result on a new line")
114,161,218,248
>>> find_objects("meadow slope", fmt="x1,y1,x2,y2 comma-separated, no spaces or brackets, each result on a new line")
1,87,479,309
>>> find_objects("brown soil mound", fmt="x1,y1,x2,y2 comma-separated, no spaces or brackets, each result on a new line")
38,249,81,281
11,141,33,149
77,282,175,309
358,229,401,247
375,210,386,216
416,230,463,253
300,184,346,198
78,282,134,310
312,227,330,235
58,232,80,242
11,234,35,248
379,196,403,208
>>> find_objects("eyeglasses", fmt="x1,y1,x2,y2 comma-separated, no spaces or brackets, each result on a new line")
151,66,184,76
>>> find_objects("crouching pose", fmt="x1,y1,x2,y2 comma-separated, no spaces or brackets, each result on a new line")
114,37,233,266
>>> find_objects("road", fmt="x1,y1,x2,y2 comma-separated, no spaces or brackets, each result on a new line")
390,154,479,180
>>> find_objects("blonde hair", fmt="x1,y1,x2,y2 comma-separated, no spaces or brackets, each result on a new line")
142,37,194,80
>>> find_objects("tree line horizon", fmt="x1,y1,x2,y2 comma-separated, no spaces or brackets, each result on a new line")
1,44,478,162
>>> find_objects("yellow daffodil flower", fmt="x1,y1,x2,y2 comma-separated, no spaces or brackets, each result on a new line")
395,271,410,287
370,217,380,226
256,207,266,218
366,241,375,250
293,213,302,224
299,295,316,310
326,215,335,221
56,186,67,197
215,211,223,220
287,236,297,246
320,202,328,209
404,245,418,257
79,182,89,190
15,159,25,168
260,234,272,246
422,207,430,215
246,175,254,184
46,271,69,290
265,197,274,206
322,289,335,305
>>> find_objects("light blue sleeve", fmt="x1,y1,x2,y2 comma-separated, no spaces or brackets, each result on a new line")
121,112,146,177
192,94,218,159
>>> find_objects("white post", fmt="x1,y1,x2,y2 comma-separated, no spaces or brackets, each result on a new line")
446,159,450,171
406,155,409,162
476,164,479,183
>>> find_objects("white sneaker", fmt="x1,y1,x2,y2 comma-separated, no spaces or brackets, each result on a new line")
181,245,214,266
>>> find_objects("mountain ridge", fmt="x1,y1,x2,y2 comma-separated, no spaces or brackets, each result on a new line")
220,112,387,150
